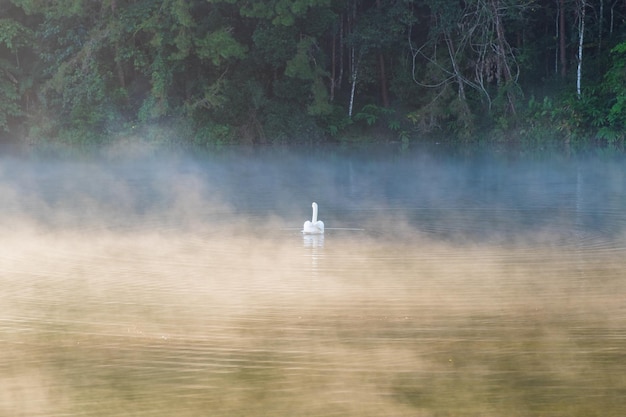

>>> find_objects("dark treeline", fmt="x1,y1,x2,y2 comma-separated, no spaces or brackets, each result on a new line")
2,0,626,148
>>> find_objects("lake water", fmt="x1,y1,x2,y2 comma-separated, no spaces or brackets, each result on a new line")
1,146,625,416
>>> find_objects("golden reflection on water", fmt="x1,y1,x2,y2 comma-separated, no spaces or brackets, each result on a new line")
1,224,625,417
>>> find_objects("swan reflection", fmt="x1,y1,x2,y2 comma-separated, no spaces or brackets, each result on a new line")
303,233,324,247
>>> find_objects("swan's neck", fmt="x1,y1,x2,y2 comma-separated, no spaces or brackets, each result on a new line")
311,203,318,223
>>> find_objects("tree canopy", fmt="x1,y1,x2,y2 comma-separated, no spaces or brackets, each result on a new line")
2,0,626,148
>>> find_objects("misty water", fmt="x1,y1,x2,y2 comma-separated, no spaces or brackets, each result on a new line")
1,146,625,417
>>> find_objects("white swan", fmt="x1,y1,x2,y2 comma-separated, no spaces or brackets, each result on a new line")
302,202,324,234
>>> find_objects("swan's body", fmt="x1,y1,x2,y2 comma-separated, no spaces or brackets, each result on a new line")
302,202,324,234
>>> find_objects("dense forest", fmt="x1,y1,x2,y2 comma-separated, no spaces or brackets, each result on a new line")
2,0,626,148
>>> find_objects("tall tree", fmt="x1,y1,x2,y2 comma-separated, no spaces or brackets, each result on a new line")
0,2,34,132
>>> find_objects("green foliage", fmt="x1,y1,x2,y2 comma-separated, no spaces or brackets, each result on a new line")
521,95,585,144
406,82,475,137
193,122,233,147
252,24,297,68
195,28,247,66
307,77,333,116
284,35,332,120
18,0,85,18
320,105,351,137
348,104,410,142
0,18,33,50
354,104,384,126
171,0,194,28
240,0,331,26
0,67,21,131
597,41,626,141
0,17,34,131
349,0,408,51
285,37,317,79
262,100,324,143
3,0,626,148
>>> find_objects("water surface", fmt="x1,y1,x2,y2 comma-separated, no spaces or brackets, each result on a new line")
1,148,625,416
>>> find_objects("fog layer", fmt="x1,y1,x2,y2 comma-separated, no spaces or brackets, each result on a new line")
1,149,625,417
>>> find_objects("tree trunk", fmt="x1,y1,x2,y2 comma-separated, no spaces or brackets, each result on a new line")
347,0,358,117
375,0,389,107
444,33,469,116
378,53,389,107
338,14,344,89
492,0,516,114
330,30,336,102
560,0,567,77
577,0,585,97
553,1,558,74
349,47,358,117
598,0,604,51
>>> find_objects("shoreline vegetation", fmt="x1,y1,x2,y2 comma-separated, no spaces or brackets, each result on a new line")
2,124,624,160
2,1,626,157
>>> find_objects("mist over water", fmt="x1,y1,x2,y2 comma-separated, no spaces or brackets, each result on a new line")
2,147,626,416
